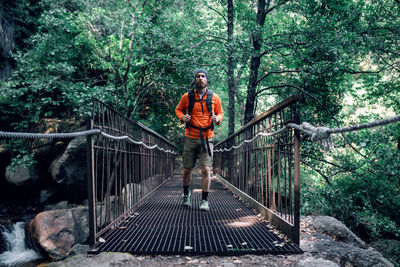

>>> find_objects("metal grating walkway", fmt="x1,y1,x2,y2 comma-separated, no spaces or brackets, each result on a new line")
89,175,302,255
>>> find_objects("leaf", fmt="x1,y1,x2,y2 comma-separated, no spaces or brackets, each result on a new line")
98,237,106,243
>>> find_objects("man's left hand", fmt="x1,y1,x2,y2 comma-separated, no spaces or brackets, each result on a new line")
211,114,219,124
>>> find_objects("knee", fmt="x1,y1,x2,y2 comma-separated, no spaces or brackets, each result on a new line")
201,165,211,176
183,168,192,176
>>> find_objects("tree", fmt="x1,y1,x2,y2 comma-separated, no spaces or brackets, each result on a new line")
243,0,276,124
227,0,235,135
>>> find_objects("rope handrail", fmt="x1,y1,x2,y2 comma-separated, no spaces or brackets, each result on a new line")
0,129,177,154
215,114,400,153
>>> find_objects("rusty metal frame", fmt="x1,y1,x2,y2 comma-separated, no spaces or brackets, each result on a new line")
87,99,176,245
214,95,302,244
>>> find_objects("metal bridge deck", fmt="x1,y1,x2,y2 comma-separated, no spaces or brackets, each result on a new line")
89,175,302,255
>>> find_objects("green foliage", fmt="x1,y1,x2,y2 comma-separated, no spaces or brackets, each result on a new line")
1,3,399,261
302,164,400,241
302,90,400,243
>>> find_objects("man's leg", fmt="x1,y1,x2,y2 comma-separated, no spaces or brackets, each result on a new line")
201,165,211,194
182,137,198,207
199,165,211,211
183,167,192,193
182,167,193,207
199,139,213,211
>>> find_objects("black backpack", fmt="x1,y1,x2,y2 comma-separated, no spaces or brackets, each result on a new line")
187,89,213,117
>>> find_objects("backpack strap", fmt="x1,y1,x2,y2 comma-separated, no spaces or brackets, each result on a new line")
206,90,214,131
187,89,195,115
186,89,195,135
206,90,213,117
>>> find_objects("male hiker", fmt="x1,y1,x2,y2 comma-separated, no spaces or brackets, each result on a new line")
175,69,224,211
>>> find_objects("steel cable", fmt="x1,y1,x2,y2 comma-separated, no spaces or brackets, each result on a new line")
215,114,400,153
0,129,177,154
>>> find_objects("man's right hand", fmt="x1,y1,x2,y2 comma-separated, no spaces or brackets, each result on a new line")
182,114,191,123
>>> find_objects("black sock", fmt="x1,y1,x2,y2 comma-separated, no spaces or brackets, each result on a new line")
183,185,189,195
202,191,208,201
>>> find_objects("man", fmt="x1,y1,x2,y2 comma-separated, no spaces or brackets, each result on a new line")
175,69,224,211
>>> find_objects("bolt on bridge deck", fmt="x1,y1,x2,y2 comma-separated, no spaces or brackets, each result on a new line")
89,175,302,255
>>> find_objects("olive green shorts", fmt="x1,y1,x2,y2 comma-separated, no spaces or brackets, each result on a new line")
183,136,214,169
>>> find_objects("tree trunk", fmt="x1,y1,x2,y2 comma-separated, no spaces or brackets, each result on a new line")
227,0,235,135
244,0,268,124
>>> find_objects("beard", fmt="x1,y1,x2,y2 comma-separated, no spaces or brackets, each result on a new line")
195,81,206,91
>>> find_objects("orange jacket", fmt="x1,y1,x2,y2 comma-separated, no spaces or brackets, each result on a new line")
175,89,224,139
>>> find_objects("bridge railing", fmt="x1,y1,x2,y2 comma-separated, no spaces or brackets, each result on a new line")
87,99,176,245
214,95,302,244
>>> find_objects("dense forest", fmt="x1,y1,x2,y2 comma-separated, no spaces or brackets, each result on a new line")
1,0,399,263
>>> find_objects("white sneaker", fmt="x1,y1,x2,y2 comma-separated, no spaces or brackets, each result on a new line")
199,200,209,211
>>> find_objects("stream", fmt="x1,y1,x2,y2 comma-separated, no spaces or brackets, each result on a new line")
0,222,42,267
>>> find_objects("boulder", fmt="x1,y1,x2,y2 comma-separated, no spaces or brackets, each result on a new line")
302,216,366,247
301,216,393,267
49,136,87,202
300,232,393,267
34,140,66,165
26,206,88,260
33,118,82,163
5,164,43,187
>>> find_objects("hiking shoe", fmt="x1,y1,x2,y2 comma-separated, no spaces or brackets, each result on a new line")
182,192,191,207
199,200,210,211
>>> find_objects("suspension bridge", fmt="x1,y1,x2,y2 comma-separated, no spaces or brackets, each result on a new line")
85,95,302,255
2,95,398,256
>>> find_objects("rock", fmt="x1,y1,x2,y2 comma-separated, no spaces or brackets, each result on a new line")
68,244,90,257
302,216,366,247
5,164,43,187
39,187,58,204
297,257,339,267
49,136,87,202
370,239,400,266
34,140,66,164
71,206,89,244
46,253,139,267
0,224,10,254
301,233,393,267
44,201,78,211
26,206,88,260
33,118,83,163
81,199,89,206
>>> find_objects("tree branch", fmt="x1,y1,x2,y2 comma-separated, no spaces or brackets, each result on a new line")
340,67,383,74
205,34,228,42
255,84,297,97
301,159,332,185
256,70,299,85
206,4,228,24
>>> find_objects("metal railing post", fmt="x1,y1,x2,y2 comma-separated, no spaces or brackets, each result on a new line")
293,112,301,245
87,119,96,246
